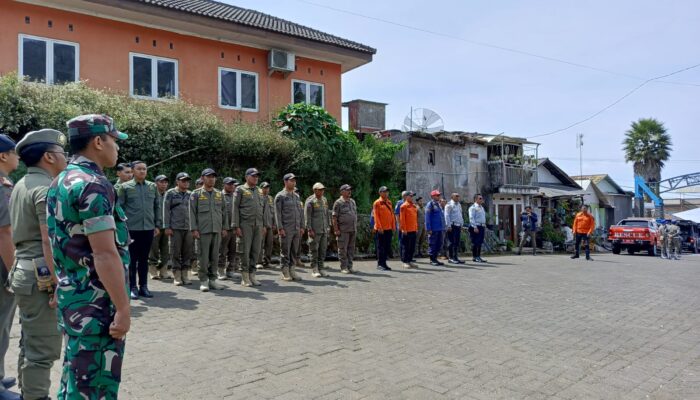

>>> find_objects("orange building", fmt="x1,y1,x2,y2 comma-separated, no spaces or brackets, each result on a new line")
0,0,376,122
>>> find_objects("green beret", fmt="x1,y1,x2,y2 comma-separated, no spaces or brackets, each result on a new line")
16,129,67,155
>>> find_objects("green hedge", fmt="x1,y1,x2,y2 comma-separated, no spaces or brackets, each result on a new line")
0,74,298,186
0,74,404,220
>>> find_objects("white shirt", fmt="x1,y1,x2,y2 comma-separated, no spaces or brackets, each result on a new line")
444,199,463,227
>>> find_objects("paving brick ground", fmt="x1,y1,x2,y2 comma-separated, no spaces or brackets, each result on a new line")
5,253,700,399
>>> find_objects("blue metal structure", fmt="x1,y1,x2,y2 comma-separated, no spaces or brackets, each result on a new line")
635,172,700,217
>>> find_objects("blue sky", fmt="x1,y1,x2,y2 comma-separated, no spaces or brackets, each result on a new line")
231,0,700,193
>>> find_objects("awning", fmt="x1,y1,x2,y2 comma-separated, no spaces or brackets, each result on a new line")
536,185,588,198
671,208,700,223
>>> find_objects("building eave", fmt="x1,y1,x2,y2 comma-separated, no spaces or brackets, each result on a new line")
17,0,374,72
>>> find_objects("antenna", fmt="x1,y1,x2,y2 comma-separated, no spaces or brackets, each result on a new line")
402,108,444,133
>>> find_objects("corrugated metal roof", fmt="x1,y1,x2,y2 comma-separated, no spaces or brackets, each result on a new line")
131,0,376,54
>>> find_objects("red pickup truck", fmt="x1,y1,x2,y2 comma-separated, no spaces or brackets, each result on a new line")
608,218,660,256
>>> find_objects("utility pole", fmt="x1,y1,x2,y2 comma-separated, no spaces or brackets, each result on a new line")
576,133,584,179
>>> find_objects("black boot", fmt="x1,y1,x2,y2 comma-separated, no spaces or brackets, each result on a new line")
138,285,154,298
129,287,139,300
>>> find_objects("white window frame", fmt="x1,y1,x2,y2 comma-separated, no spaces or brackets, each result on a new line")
129,52,179,100
217,67,259,112
18,34,80,85
291,79,325,107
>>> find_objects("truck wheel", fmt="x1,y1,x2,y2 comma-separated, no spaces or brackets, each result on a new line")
627,248,635,255
648,243,657,256
612,245,621,255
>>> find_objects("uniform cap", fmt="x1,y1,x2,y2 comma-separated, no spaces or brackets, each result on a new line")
16,129,66,155
401,190,409,198
154,175,168,182
195,178,203,185
260,182,270,188
283,173,296,181
66,114,128,140
0,134,16,153
245,168,260,177
223,177,238,185
176,172,191,181
312,182,325,190
406,191,415,197
201,168,217,177
430,190,441,197
415,196,423,201
340,184,352,191
378,186,388,193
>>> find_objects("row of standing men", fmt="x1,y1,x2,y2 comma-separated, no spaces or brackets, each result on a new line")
113,162,359,298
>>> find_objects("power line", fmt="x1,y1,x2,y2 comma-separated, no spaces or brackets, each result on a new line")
295,0,700,87
528,62,700,139
549,157,700,163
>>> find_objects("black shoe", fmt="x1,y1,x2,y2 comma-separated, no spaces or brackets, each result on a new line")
477,257,487,263
1,377,16,389
586,256,593,261
376,265,390,271
517,251,522,255
472,258,478,262
430,260,441,266
138,286,154,298
455,259,465,264
129,287,139,300
448,259,459,264
570,255,579,259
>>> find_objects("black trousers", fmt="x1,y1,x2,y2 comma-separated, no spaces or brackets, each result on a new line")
469,225,485,258
448,225,462,259
574,233,591,257
129,230,154,288
401,232,416,263
376,230,393,267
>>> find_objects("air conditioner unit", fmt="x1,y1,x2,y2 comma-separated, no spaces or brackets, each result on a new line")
268,49,295,73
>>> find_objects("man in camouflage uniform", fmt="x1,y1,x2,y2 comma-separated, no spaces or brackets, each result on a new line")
189,169,228,292
149,175,171,280
9,129,68,399
275,174,304,281
0,134,19,400
332,184,357,274
305,183,331,277
667,220,682,260
256,182,274,270
218,177,239,281
116,161,161,300
232,168,265,287
163,172,193,286
47,114,131,399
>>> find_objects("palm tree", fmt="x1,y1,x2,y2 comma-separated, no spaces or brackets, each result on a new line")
623,118,672,188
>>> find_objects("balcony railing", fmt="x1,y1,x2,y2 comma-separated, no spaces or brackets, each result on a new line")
488,161,537,188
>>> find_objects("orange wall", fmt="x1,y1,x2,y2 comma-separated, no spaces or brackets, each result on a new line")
0,1,343,122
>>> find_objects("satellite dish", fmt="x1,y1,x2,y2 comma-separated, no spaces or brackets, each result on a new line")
402,108,444,133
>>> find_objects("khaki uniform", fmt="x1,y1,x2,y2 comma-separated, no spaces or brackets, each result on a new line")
232,183,265,275
305,195,331,272
219,190,239,277
163,188,193,273
332,196,357,272
0,172,15,388
257,193,275,267
149,189,170,274
658,224,668,259
189,188,227,282
275,190,304,270
9,167,61,398
667,224,681,259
